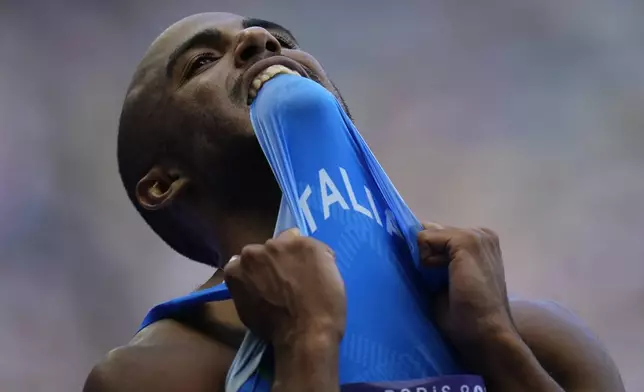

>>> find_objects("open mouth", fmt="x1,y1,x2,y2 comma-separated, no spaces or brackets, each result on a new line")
247,65,301,105
245,57,308,105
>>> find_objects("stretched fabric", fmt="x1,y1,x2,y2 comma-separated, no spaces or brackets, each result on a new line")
222,74,484,391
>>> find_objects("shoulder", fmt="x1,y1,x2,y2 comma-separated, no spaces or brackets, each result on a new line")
509,299,625,391
83,345,157,392
83,320,238,392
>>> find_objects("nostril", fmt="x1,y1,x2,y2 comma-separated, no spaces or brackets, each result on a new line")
240,45,260,62
266,40,278,53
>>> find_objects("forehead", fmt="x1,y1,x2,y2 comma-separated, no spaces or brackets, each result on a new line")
146,12,244,62
127,13,246,98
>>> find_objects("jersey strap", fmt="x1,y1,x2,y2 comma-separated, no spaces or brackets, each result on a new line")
137,282,230,333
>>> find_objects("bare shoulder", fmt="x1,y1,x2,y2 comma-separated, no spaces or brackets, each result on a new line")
510,299,625,391
83,319,238,392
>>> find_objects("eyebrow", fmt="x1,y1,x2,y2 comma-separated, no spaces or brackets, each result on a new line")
166,29,222,78
165,19,298,78
242,18,298,46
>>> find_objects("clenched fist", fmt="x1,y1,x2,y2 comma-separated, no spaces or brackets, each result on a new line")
224,228,346,349
418,223,514,351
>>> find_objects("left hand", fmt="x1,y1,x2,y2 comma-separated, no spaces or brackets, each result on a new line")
418,223,516,351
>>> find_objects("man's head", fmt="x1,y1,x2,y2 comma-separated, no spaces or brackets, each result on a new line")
118,12,349,267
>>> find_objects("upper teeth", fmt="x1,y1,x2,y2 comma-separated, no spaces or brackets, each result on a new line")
248,64,301,104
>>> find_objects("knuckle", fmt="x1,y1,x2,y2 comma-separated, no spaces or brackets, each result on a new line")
223,258,241,279
264,238,282,253
327,245,336,260
240,244,265,261
310,237,330,253
417,230,432,243
479,227,500,243
422,221,444,230
455,228,482,248
292,236,312,251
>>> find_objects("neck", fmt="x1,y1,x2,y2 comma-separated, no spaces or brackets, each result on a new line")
198,207,277,290
213,207,279,265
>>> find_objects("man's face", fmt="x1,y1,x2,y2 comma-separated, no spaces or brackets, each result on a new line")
130,13,346,209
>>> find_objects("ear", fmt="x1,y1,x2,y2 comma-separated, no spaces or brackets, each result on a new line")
135,166,190,211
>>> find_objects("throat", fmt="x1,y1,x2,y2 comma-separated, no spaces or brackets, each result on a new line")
211,206,280,266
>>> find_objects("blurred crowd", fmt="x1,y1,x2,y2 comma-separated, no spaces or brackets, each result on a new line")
1,0,643,390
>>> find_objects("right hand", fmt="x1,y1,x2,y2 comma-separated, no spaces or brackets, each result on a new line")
223,228,346,348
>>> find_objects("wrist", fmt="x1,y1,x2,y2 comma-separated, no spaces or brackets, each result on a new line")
463,330,563,392
273,317,344,352
457,324,522,367
449,312,518,354
479,328,525,359
274,330,340,357
273,332,341,392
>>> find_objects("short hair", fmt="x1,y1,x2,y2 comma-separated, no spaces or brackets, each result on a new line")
116,65,216,266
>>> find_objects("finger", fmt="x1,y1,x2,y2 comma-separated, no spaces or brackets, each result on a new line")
239,244,272,271
304,236,335,260
222,257,255,325
276,227,301,240
421,222,444,231
422,254,451,268
417,229,455,267
223,255,242,280
322,243,336,260
418,229,451,253
476,227,500,244
418,241,450,269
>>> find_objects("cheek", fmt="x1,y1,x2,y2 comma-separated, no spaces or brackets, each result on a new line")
288,50,326,76
179,65,229,104
191,78,227,107
287,51,338,93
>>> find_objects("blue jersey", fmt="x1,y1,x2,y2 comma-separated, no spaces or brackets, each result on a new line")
138,75,485,392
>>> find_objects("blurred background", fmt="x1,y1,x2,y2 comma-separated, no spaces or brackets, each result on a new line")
1,0,643,390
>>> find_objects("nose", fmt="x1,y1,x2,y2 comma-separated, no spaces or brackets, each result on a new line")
233,27,281,68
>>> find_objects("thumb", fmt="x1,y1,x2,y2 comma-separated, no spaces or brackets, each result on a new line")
223,255,241,280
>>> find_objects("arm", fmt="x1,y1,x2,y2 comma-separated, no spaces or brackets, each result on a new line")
83,346,227,392
272,333,341,392
417,224,624,392
83,324,237,392
223,229,345,392
467,326,566,392
83,362,112,392
510,300,625,392
468,300,624,392
83,347,151,392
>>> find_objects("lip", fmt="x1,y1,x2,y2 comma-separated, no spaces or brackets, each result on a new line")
242,56,310,103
